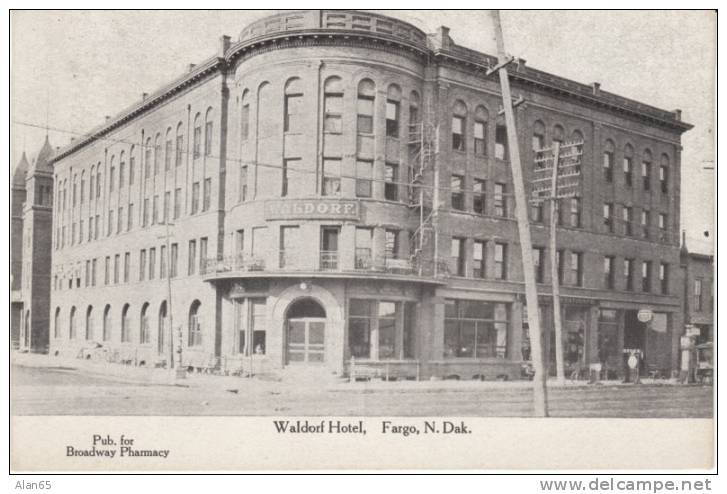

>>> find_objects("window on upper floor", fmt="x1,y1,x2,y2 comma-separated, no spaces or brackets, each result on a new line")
571,251,583,287
474,106,489,157
284,78,303,134
642,150,652,191
450,175,464,211
204,113,213,157
533,246,545,283
604,256,615,289
175,125,184,167
452,100,467,152
385,162,399,201
322,158,341,197
623,144,633,186
240,91,250,141
473,240,486,279
356,160,373,198
323,77,343,134
473,179,486,215
660,154,670,194
603,203,614,232
450,237,465,276
660,262,669,294
357,79,375,134
165,131,173,170
495,124,508,160
386,84,401,138
603,139,615,182
494,182,507,217
494,242,507,280
193,115,202,159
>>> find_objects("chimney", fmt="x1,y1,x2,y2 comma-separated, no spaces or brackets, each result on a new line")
516,58,527,72
436,26,452,50
219,34,231,57
673,109,682,121
591,82,601,95
188,63,197,72
142,92,149,100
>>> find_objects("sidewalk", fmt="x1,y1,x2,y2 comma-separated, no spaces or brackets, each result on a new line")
12,351,682,392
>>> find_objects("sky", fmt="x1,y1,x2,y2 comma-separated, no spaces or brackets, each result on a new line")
10,10,715,254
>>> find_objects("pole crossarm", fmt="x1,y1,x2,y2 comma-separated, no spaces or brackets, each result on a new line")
485,55,515,77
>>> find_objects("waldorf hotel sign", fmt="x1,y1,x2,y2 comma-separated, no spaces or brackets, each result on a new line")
265,199,360,221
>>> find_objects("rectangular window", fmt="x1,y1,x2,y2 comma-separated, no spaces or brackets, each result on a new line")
143,198,149,227
193,126,201,159
473,179,486,215
85,260,90,287
569,197,581,228
659,262,669,294
452,115,465,152
494,182,507,217
603,151,614,182
124,252,130,283
235,229,245,256
356,160,373,198
79,220,84,243
154,141,161,175
174,188,181,219
164,191,170,223
377,301,398,360
495,124,508,160
152,195,159,225
660,165,668,194
473,240,485,278
191,182,200,214
475,121,487,156
444,299,509,359
349,299,373,359
623,206,632,236
604,256,615,289
386,100,400,138
355,227,373,269
641,210,650,238
624,258,634,291
284,94,303,133
175,135,184,167
129,156,135,185
450,175,464,211
188,240,196,275
357,96,374,134
324,92,343,133
659,213,667,231
384,229,399,260
88,216,94,242
531,202,544,223
571,252,583,287
450,237,465,276
694,279,703,311
117,207,123,233
92,258,97,286
623,157,632,186
204,121,213,156
239,165,248,202
104,256,110,285
149,247,156,280
113,254,120,284
170,243,178,278
139,249,146,281
384,163,399,201
107,210,114,236
199,237,208,274
642,161,651,191
494,242,507,280
203,178,211,211
322,158,341,196
533,247,545,283
250,299,267,355
320,226,339,270
642,261,652,292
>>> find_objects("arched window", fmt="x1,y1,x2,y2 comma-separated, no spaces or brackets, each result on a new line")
323,77,343,133
603,139,615,182
192,113,202,159
80,171,85,204
474,106,489,157
204,108,214,157
641,148,653,191
121,304,131,343
54,307,61,339
69,306,77,339
659,153,670,194
103,305,112,341
188,300,202,347
571,130,584,173
174,124,184,168
85,306,93,340
154,134,162,175
284,78,303,133
165,128,173,171
144,137,152,179
109,156,116,192
95,164,102,199
158,301,168,355
89,166,95,203
357,79,376,134
552,124,565,144
386,84,402,138
409,91,420,126
623,143,634,186
140,303,150,344
240,90,250,141
129,145,136,185
119,151,126,188
452,100,467,152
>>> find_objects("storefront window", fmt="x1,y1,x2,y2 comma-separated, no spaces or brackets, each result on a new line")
598,309,620,377
562,307,586,370
444,300,508,359
251,299,266,355
348,299,413,360
234,298,267,355
349,299,373,358
378,302,397,360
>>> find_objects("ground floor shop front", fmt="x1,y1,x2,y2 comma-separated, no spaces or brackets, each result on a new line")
48,277,681,381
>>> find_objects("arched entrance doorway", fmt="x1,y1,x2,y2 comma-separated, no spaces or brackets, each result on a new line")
286,298,326,364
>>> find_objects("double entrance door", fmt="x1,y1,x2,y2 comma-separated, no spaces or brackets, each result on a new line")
287,318,325,364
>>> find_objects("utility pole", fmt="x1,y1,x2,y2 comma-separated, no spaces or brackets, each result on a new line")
532,140,583,386
489,10,548,417
160,220,185,379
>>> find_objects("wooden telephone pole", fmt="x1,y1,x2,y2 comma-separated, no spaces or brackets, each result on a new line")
489,10,548,417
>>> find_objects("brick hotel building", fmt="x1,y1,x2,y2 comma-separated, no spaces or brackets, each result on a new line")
46,10,692,380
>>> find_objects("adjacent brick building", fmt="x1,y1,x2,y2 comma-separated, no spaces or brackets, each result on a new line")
47,10,691,379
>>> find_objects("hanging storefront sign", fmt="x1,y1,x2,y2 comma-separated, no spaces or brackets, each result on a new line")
637,309,653,323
